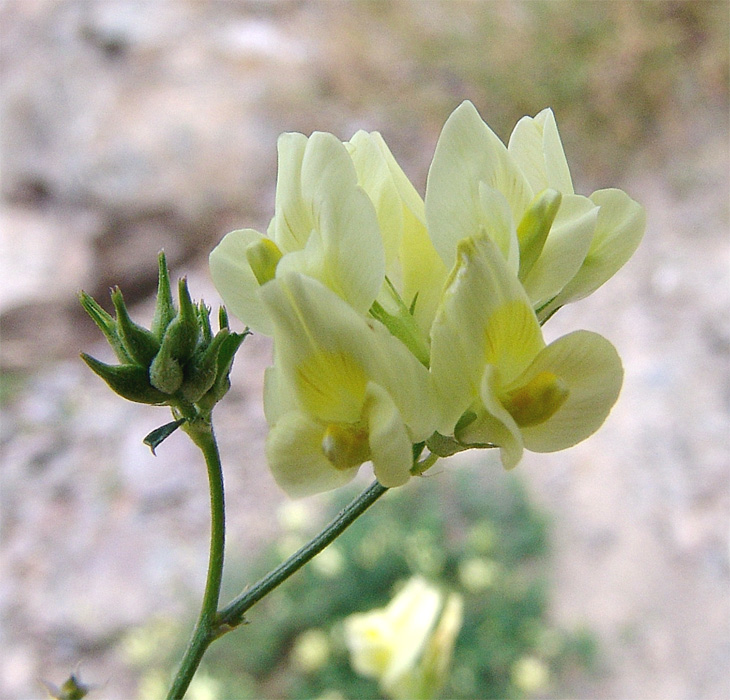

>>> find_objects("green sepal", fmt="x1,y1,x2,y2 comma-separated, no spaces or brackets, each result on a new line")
80,353,169,405
151,251,176,340
218,306,230,331
369,299,430,368
79,290,131,363
198,301,213,345
517,188,561,280
143,418,186,454
412,441,426,462
180,329,230,403
111,287,160,367
425,428,494,458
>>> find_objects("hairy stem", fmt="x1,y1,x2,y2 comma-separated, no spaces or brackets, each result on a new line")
166,419,226,700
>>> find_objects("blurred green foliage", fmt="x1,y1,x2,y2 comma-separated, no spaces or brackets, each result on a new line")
125,468,597,699
287,0,727,185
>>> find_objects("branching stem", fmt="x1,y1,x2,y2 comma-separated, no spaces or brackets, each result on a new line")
165,418,389,699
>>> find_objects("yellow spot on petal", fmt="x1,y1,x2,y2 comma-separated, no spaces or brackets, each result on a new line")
322,423,370,470
295,351,368,423
501,371,568,427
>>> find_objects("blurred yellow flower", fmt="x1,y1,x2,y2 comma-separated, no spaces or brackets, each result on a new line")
344,577,463,700
511,655,551,695
291,628,331,673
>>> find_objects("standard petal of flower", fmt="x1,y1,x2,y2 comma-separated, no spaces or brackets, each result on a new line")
512,330,624,452
425,100,532,268
364,131,448,336
430,235,543,432
540,188,646,319
508,108,574,195
347,130,404,266
270,132,310,251
363,382,413,488
520,193,598,307
209,228,273,334
478,183,520,273
266,411,360,498
398,203,449,338
271,131,386,314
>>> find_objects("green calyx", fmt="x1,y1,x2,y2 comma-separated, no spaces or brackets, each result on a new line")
80,251,249,415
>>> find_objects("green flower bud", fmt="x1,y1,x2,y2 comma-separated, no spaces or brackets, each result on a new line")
148,339,184,394
78,290,131,363
197,329,250,410
159,278,200,364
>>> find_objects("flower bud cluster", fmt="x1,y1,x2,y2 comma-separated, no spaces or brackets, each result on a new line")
209,102,645,496
81,252,248,421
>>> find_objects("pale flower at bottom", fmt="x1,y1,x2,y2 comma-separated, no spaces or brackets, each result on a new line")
344,577,464,700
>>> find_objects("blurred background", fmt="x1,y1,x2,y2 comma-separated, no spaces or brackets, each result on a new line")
1,1,728,698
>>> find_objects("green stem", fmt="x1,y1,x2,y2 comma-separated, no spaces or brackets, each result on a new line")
217,480,388,629
166,419,226,700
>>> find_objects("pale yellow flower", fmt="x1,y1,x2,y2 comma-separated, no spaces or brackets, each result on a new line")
209,131,384,334
262,273,436,496
426,101,644,318
345,577,463,700
430,235,623,468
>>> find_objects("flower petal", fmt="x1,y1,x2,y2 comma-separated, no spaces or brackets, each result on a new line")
430,235,543,433
261,272,436,439
271,131,386,314
347,130,403,267
361,131,448,336
209,228,273,334
266,411,360,498
456,365,524,470
508,108,574,195
425,101,532,269
520,194,598,307
269,132,310,251
364,382,413,488
540,188,646,319
512,330,624,452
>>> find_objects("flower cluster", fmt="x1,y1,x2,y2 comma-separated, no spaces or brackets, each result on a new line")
210,101,645,497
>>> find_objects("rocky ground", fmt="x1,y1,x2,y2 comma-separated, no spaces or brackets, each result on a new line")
1,2,728,699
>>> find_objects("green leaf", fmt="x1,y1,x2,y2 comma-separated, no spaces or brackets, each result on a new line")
143,419,186,454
